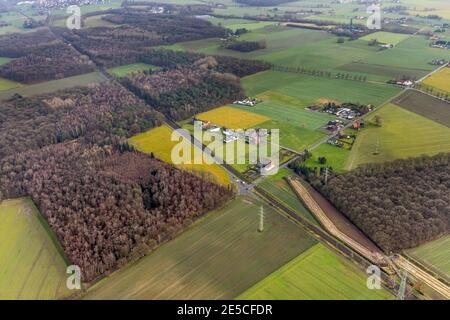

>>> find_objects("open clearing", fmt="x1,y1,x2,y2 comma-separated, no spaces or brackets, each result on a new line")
423,67,450,94
407,235,450,282
108,63,160,78
196,106,270,129
360,32,410,45
0,72,106,101
0,198,70,300
238,244,393,300
83,196,317,299
346,103,450,170
128,125,231,185
393,90,450,128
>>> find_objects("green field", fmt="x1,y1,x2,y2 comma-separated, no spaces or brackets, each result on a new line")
108,63,161,77
259,176,318,225
0,57,12,65
407,235,450,282
305,143,351,173
0,77,22,91
242,71,401,106
0,198,71,300
345,36,450,80
360,32,411,45
83,196,317,299
0,72,106,101
346,103,450,170
239,244,393,300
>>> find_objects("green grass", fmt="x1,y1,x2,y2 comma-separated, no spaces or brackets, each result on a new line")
407,235,450,282
238,243,393,300
83,196,317,299
0,198,71,300
257,119,326,152
346,103,450,170
306,143,351,173
0,78,22,91
242,71,401,106
353,36,450,80
0,57,12,65
0,72,106,101
259,176,319,225
108,63,161,77
234,92,335,130
360,32,411,45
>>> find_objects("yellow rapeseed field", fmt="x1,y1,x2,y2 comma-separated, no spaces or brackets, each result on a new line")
196,106,270,129
129,125,231,186
423,67,450,94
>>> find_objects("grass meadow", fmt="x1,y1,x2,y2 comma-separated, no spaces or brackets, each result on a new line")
0,198,71,300
242,71,401,106
238,244,393,300
345,103,450,170
407,235,450,282
83,196,317,299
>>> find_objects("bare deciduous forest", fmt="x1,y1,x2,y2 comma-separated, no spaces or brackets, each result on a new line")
319,154,450,252
0,142,233,281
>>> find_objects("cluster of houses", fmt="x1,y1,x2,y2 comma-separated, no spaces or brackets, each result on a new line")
389,79,415,87
430,58,448,66
325,120,345,132
322,105,369,120
233,97,260,107
198,121,269,145
432,40,450,50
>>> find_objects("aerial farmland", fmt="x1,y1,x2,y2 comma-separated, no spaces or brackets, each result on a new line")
0,0,449,306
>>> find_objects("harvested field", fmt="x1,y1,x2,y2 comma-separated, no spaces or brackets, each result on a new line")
392,90,450,128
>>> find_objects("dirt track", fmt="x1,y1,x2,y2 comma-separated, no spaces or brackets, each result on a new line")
395,256,450,300
287,177,386,265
